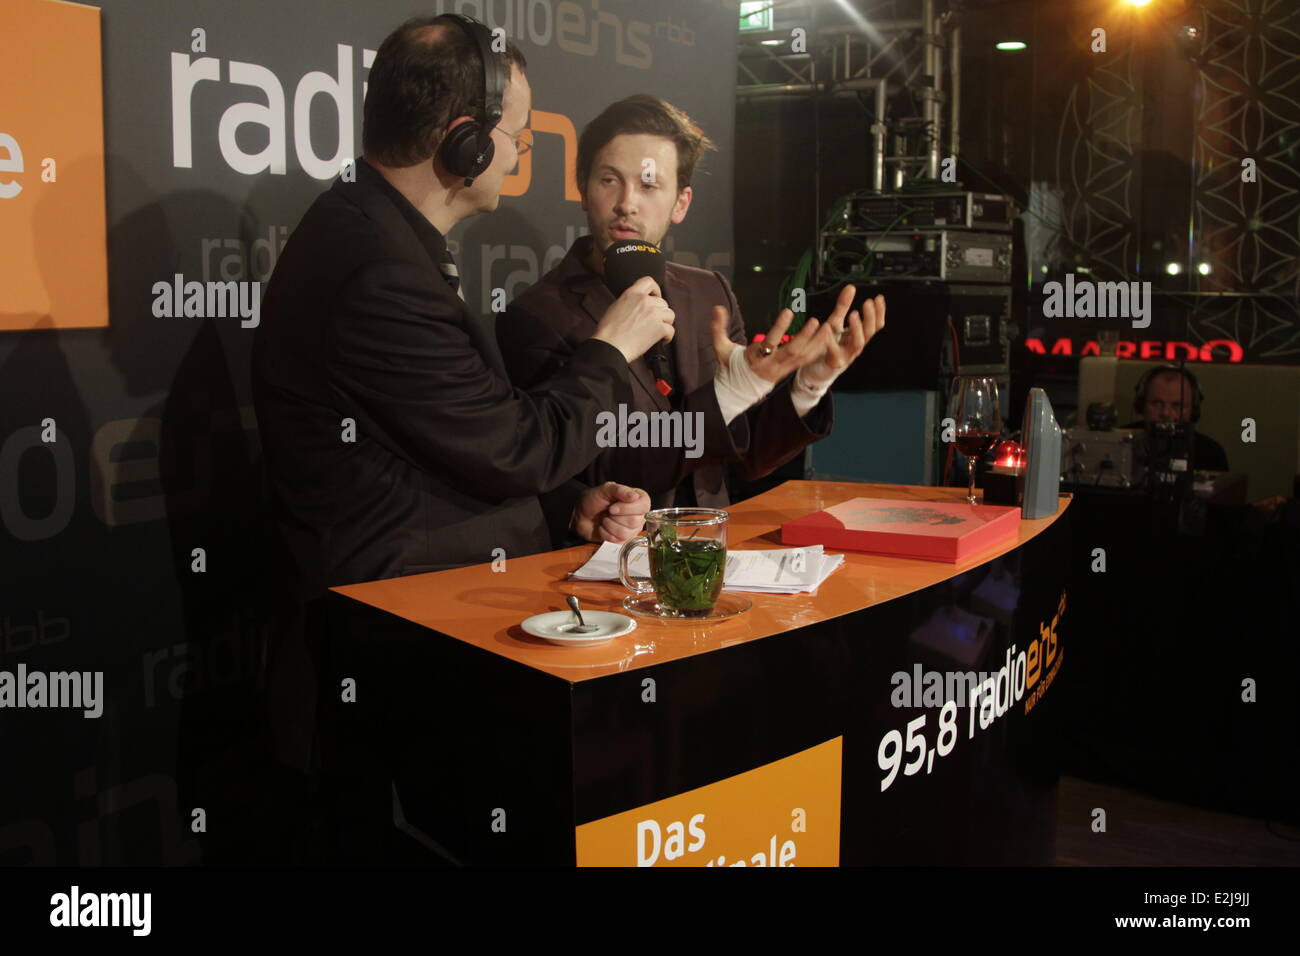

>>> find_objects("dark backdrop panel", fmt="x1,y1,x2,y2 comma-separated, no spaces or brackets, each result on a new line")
0,0,738,865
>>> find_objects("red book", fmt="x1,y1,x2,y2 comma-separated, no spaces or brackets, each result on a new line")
780,497,1021,563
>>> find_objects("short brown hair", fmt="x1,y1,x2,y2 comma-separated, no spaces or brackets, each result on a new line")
576,95,716,194
363,16,527,168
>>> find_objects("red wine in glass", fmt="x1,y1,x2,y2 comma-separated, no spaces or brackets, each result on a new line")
949,376,1003,504
954,432,999,458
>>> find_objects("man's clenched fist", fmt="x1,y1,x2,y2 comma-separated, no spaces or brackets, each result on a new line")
573,482,651,543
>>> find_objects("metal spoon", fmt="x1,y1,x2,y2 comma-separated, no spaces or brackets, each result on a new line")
563,595,600,633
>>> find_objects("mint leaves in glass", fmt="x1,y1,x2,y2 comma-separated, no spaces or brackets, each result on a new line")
619,508,729,618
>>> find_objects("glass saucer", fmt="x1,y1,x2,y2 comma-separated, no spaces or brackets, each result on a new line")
621,592,752,623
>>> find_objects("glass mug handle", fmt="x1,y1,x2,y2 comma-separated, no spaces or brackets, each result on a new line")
618,536,655,594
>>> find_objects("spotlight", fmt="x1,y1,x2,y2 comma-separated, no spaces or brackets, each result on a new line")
995,41,1027,51
1197,262,1212,275
1125,0,1152,7
1165,262,1182,275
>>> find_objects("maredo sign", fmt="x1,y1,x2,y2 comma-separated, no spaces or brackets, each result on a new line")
1024,337,1244,363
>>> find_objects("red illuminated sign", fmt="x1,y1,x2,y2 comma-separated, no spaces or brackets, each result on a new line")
1023,338,1244,362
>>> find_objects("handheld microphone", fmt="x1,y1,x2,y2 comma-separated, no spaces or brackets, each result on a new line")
602,238,672,396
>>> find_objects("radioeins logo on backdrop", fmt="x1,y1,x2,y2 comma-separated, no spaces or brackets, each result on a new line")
0,0,109,331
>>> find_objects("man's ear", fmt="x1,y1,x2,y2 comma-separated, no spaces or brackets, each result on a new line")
671,185,693,225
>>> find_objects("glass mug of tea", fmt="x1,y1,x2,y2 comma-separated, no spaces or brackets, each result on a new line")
618,508,728,617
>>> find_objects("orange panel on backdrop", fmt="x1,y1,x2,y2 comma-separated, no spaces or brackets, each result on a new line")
576,737,842,867
0,0,108,331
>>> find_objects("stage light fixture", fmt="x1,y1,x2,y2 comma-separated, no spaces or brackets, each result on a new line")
1197,263,1212,276
1165,262,1182,275
1125,0,1153,7
995,41,1027,51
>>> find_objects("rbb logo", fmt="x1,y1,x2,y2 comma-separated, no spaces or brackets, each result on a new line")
1,610,72,657
654,17,695,46
1,0,108,330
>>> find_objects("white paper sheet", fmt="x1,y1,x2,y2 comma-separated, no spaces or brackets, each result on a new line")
569,541,844,594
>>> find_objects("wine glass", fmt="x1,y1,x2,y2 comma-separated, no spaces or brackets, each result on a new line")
949,376,1004,504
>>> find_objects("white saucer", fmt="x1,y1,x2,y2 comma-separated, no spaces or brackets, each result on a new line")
521,610,637,646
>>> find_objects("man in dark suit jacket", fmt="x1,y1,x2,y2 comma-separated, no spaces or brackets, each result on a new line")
500,96,884,509
251,16,686,862
252,19,676,600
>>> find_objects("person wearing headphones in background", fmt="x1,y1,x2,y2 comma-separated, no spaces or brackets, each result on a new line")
1122,365,1229,472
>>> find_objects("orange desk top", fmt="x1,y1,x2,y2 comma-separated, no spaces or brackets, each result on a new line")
331,481,1071,684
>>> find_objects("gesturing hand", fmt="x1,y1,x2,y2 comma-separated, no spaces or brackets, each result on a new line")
801,285,886,383
710,303,839,384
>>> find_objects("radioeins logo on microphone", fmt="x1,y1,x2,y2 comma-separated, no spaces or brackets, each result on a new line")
0,0,108,331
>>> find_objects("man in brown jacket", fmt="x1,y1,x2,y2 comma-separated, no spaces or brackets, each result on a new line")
499,95,884,509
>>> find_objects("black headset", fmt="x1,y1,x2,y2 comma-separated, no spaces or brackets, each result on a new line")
434,14,506,187
1133,363,1204,423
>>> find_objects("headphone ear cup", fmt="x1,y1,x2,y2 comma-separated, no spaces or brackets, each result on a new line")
468,135,495,178
440,121,485,178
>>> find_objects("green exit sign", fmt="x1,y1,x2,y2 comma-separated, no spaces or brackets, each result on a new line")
740,1,773,32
